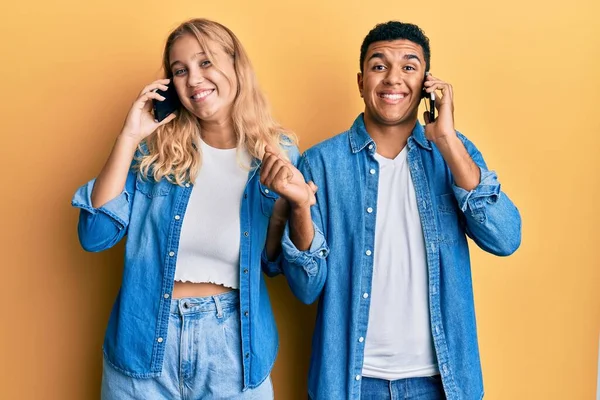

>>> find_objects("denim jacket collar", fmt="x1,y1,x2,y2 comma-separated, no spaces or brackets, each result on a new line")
348,113,432,154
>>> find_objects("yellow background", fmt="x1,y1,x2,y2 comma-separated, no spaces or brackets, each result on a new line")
1,0,599,399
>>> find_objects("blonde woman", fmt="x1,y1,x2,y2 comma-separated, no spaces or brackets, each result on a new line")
72,18,316,399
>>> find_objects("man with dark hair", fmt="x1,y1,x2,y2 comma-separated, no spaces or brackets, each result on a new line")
273,21,521,399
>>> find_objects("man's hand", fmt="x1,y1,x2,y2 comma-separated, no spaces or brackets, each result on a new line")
423,74,457,146
423,74,480,190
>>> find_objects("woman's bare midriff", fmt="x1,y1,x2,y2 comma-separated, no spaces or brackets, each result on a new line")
172,281,233,298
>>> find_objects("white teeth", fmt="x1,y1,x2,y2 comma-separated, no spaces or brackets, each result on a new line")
381,93,405,100
192,90,213,100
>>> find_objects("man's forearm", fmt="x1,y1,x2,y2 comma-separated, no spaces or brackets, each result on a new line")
289,204,315,251
436,135,481,191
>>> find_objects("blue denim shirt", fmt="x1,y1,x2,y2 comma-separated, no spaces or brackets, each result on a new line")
281,115,521,400
71,144,302,389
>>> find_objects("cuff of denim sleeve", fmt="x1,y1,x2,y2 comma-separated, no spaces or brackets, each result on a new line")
261,249,283,276
452,167,501,213
281,223,329,277
71,179,131,228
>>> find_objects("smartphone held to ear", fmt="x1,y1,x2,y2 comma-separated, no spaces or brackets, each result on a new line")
152,83,180,122
428,92,435,123
422,72,435,123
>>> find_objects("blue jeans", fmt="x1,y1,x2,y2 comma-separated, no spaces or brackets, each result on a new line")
101,290,273,399
360,375,445,400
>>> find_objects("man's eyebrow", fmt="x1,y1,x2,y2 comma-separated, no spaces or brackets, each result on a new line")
367,52,386,62
403,54,422,63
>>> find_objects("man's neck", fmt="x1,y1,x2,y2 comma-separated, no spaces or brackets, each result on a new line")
364,114,417,159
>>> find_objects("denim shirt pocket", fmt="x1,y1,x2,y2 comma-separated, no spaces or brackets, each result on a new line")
135,177,173,198
436,193,462,243
258,181,279,217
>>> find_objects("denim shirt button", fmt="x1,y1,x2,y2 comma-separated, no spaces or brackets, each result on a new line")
157,337,163,343
369,169,376,175
169,251,175,257
174,215,181,220
164,293,170,299
244,231,249,237
363,292,369,299
366,207,373,213
355,375,361,381
358,337,364,343
244,311,249,317
365,250,372,256
185,183,190,188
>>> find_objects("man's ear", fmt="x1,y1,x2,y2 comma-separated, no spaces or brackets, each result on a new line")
357,72,364,98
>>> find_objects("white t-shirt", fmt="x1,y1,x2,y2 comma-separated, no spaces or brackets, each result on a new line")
362,146,439,380
174,139,251,289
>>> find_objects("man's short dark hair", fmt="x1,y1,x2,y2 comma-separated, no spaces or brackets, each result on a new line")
360,21,431,73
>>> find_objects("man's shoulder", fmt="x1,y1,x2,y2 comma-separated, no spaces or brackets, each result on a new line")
304,130,351,160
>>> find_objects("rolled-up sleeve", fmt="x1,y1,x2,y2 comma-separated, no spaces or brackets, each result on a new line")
71,170,136,252
453,133,522,256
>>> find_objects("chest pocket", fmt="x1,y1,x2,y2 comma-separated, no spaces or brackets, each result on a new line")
135,177,173,198
259,182,279,217
436,193,463,243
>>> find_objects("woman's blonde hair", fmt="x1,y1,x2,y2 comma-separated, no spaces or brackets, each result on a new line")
137,18,297,184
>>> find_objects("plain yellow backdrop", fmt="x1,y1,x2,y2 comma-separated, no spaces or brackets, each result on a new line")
1,0,598,399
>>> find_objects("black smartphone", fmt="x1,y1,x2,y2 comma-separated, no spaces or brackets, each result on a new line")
422,72,435,123
428,91,435,123
152,82,180,122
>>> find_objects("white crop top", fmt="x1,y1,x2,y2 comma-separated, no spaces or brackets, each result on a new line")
174,139,251,289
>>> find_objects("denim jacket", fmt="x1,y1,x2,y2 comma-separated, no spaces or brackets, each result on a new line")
71,143,303,389
281,115,521,399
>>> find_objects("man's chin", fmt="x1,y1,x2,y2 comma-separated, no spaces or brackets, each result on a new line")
376,114,416,126
365,107,419,126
